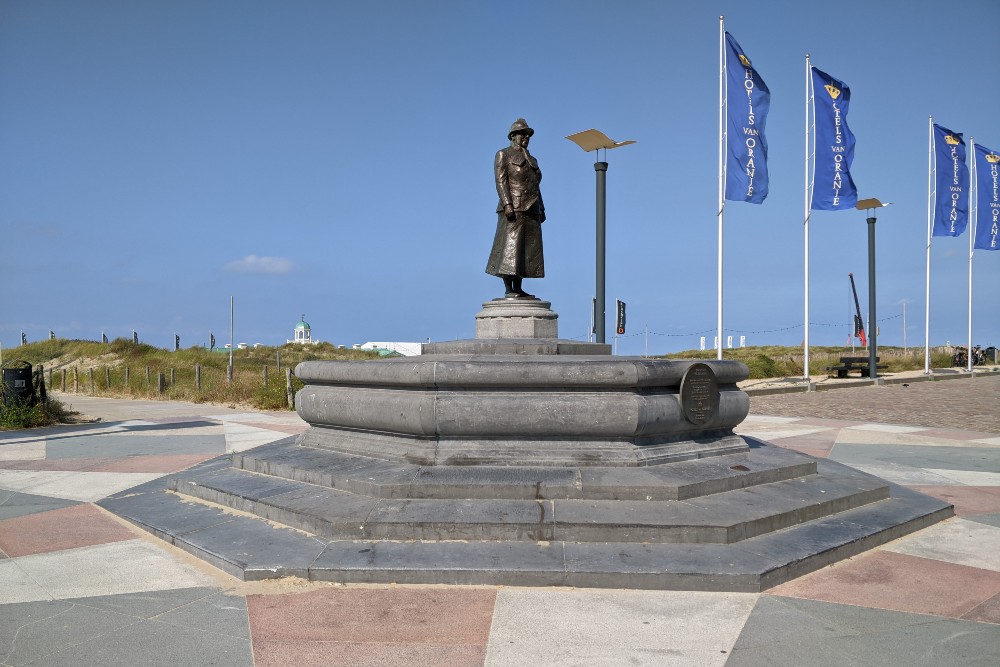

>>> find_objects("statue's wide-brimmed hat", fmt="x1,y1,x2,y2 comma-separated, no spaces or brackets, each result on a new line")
508,118,534,139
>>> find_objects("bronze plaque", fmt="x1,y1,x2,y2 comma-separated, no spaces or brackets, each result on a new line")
680,363,719,425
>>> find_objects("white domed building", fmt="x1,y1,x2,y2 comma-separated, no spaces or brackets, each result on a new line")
287,315,320,345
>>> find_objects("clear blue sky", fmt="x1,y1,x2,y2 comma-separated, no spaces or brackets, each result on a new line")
2,0,998,356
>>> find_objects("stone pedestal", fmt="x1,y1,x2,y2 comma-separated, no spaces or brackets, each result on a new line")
475,298,558,339
109,295,950,590
423,298,610,356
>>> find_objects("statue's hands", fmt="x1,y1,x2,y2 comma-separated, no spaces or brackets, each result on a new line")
504,205,516,221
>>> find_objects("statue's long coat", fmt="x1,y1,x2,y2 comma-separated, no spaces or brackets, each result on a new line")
486,145,545,278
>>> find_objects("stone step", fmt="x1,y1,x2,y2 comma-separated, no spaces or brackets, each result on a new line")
234,440,817,501
99,478,951,591
170,459,888,545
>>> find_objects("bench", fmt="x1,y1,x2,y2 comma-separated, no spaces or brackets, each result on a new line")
824,356,888,379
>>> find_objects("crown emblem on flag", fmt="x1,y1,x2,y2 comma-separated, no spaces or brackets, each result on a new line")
824,84,841,99
739,54,751,68
944,135,961,145
986,153,1000,164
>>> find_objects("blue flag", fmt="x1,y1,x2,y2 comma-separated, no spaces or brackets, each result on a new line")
932,124,970,237
724,32,769,204
974,143,1000,251
811,67,857,210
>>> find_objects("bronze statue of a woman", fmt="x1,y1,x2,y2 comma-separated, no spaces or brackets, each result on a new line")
486,118,544,299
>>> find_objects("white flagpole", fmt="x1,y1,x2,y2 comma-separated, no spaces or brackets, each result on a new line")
717,16,726,361
803,54,812,381
924,115,934,374
967,137,976,373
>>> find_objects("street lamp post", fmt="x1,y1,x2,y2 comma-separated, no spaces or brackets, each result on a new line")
566,129,635,344
856,198,891,380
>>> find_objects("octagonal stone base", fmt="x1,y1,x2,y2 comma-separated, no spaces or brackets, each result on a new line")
475,298,557,339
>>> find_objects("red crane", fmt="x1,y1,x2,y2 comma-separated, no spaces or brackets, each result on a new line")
848,273,867,347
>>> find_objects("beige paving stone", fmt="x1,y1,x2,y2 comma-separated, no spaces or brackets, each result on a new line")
0,442,45,461
485,588,758,667
0,470,164,502
0,561,52,604
881,518,1000,572
12,539,215,601
923,469,1000,487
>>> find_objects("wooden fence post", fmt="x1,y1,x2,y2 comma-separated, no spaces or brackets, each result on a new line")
105,367,111,389
73,367,79,393
263,365,268,387
285,367,293,409
276,351,281,372
195,364,201,391
125,366,130,387
157,373,166,395
88,368,94,393
61,369,66,392
145,366,150,386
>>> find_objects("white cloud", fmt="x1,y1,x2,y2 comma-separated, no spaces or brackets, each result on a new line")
224,255,294,275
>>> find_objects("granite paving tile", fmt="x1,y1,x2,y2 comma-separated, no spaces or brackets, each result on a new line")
0,470,165,502
0,503,135,557
27,617,253,666
45,433,227,459
768,550,1000,619
68,587,227,619
727,595,1000,667
252,640,485,667
828,443,1000,473
909,485,1000,516
0,599,74,660
836,463,961,487
0,491,79,521
247,587,496,644
966,512,1000,529
152,590,250,640
0,598,141,666
485,588,757,667
880,517,1000,572
11,539,217,602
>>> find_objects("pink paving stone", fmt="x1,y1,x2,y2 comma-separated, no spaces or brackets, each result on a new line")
774,444,831,458
962,592,1000,625
87,453,217,473
247,587,496,645
0,503,135,557
909,486,1000,516
769,551,1000,620
252,640,486,667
